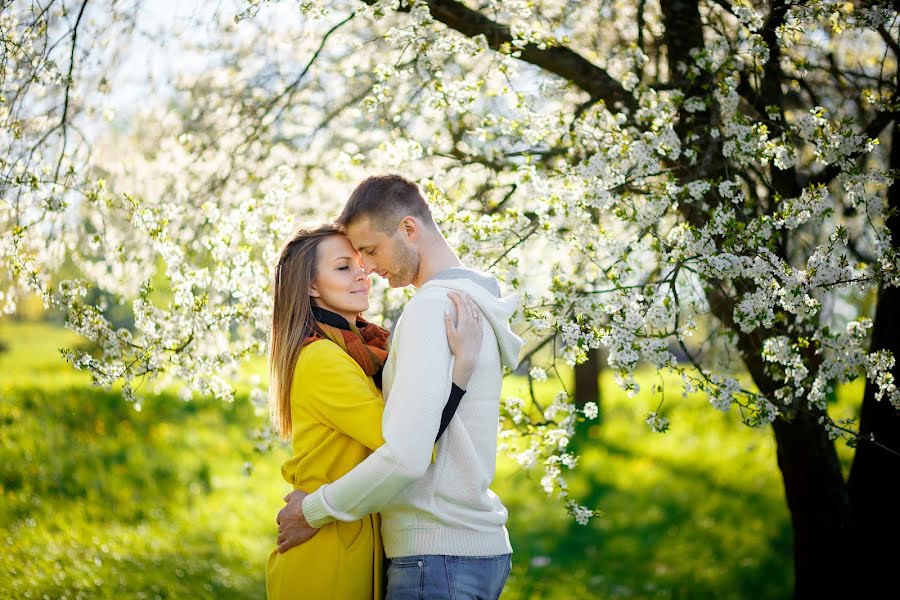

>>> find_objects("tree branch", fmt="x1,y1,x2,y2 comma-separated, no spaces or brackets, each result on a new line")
365,0,636,112
879,24,900,58
54,0,89,181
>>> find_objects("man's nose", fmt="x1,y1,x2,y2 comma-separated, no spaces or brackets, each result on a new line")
360,256,377,274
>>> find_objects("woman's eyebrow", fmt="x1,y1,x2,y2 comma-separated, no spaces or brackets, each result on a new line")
332,256,353,262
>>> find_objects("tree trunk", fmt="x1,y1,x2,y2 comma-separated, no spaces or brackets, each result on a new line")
724,323,853,598
847,116,900,594
771,412,854,598
573,348,602,417
846,284,900,593
422,0,900,592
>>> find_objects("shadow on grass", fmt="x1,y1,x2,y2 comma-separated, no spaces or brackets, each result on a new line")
2,386,243,519
500,430,793,600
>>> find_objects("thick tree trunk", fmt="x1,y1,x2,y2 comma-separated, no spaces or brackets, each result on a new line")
727,328,854,598
846,284,900,592
847,116,900,593
771,413,855,598
723,318,853,598
757,3,853,594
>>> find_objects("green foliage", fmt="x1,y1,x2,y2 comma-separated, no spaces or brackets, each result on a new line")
0,322,863,599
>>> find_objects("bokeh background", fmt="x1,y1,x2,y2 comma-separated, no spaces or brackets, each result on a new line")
2,1,895,598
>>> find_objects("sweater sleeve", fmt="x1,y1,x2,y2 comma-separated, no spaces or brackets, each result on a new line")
302,293,454,528
294,340,386,452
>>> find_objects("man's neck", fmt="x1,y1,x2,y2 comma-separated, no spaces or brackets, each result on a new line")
411,233,463,288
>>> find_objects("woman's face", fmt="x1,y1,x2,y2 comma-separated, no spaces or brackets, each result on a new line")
310,234,371,322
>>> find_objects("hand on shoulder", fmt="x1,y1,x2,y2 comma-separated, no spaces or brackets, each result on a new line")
445,291,483,388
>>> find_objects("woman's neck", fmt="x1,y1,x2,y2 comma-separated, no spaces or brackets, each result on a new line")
311,302,357,326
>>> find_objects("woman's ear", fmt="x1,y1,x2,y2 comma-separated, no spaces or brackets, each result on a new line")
308,285,320,298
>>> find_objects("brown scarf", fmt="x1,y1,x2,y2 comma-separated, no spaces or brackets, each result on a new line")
303,305,389,383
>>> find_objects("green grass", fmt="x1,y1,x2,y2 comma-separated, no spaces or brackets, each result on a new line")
1,321,289,599
0,321,865,599
497,377,791,600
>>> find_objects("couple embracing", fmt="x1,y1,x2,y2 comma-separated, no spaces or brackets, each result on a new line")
265,174,524,599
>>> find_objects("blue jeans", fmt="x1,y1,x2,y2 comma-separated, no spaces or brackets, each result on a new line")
386,554,512,600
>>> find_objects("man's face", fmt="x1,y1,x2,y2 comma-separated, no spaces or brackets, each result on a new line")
345,216,419,288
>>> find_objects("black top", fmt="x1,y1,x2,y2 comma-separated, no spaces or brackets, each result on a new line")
310,305,464,442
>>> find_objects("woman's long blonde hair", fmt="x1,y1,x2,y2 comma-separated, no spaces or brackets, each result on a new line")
268,223,343,438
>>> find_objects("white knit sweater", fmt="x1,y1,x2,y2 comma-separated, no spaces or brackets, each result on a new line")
302,270,523,558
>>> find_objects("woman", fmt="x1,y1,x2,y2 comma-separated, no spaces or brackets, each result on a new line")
265,224,483,600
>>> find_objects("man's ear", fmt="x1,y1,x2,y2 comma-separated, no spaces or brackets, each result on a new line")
400,216,419,240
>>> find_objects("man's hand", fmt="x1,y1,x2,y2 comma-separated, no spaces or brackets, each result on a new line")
276,490,319,553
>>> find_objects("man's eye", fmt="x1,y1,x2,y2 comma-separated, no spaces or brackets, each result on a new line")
368,249,376,256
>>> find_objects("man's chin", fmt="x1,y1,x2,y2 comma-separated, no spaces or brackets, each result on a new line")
388,276,412,288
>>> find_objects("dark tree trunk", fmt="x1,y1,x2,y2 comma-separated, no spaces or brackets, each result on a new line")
847,284,900,592
573,348,602,418
771,413,855,598
847,115,900,594
758,3,853,595
733,329,855,598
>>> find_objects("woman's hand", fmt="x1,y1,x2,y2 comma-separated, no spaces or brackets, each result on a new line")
445,291,483,389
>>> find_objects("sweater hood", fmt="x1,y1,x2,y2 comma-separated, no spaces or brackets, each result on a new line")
420,271,523,370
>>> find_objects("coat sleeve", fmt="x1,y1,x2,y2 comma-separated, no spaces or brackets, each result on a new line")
293,340,386,452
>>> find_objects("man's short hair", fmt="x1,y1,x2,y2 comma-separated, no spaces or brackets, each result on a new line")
338,174,433,233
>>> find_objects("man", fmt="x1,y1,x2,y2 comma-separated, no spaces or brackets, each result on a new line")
276,174,523,599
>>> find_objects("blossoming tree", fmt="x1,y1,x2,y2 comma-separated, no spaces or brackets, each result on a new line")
3,0,900,595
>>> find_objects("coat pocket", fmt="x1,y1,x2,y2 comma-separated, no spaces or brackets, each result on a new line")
335,517,365,550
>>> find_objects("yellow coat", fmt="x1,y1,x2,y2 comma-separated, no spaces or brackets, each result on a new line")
266,339,386,600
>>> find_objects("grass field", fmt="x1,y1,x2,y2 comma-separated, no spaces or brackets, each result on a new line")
0,320,863,599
